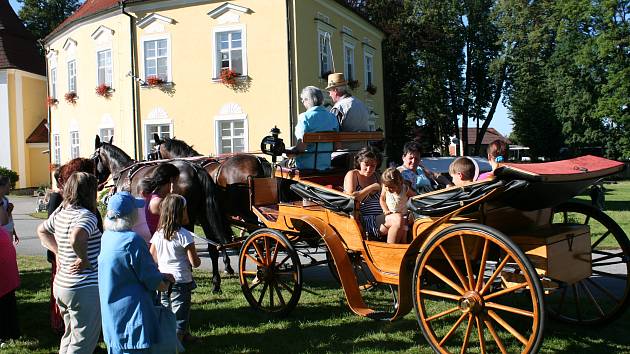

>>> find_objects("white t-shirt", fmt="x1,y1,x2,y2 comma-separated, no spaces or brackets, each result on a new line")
150,227,195,283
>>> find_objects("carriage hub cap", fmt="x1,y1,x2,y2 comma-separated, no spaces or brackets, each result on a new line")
459,291,483,314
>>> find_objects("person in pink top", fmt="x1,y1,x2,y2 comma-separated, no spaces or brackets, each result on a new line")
143,163,180,235
0,225,21,343
478,139,509,181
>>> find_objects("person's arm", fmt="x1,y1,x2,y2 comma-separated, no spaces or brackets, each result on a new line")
186,244,201,268
379,186,391,215
37,222,58,254
69,227,91,273
0,199,8,226
149,243,158,263
406,186,417,198
148,196,162,215
12,228,19,245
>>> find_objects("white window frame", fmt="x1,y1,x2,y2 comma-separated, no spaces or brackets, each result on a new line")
143,119,173,159
67,60,77,92
140,34,172,82
212,25,247,79
53,134,61,165
364,50,374,88
343,42,355,81
318,30,332,77
96,49,113,87
70,131,80,159
99,128,114,143
50,67,57,99
214,115,248,154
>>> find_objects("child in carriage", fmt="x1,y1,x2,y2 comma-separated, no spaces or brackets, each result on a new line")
379,168,416,244
150,194,201,344
448,157,479,186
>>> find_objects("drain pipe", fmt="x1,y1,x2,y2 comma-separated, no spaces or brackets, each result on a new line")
119,0,139,160
285,0,295,145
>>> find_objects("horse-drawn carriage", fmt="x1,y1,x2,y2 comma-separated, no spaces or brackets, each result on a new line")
235,129,629,353
92,131,628,353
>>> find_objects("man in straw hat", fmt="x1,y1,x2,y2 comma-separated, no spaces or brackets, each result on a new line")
326,72,371,133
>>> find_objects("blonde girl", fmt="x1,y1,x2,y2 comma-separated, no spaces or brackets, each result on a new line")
150,194,201,343
379,168,416,244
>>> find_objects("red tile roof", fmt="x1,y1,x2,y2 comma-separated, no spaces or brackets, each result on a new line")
46,0,121,41
26,119,49,144
0,0,45,75
459,128,510,145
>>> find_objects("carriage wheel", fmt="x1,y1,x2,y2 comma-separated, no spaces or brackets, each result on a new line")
548,201,630,325
238,228,302,317
413,224,545,354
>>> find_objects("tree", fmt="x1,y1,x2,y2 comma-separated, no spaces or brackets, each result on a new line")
18,0,81,40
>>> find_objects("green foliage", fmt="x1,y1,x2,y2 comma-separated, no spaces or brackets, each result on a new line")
0,166,19,188
17,0,81,40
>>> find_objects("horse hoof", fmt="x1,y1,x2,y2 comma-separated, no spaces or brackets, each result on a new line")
224,268,235,276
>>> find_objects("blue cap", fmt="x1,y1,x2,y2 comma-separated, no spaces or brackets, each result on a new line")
107,191,145,218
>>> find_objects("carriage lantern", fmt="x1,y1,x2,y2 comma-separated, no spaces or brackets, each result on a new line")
260,126,285,163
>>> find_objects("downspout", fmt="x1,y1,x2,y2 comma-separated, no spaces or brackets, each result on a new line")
41,41,52,185
119,0,139,160
285,0,295,145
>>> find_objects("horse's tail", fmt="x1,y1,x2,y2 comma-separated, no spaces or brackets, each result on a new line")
195,164,232,244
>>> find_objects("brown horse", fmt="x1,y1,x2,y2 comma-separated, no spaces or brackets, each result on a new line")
151,134,272,226
91,135,231,292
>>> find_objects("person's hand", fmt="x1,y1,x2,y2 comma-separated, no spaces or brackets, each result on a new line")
12,231,19,245
162,273,175,284
69,258,91,274
7,202,13,215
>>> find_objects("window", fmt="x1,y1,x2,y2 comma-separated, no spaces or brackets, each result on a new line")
217,119,245,153
364,52,374,87
145,123,171,158
99,128,114,143
97,49,112,86
144,39,168,81
344,43,355,80
215,30,244,76
318,31,332,77
50,68,57,99
53,134,61,165
67,60,77,92
70,131,80,159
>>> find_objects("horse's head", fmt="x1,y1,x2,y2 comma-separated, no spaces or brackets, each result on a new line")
148,133,164,160
92,135,112,186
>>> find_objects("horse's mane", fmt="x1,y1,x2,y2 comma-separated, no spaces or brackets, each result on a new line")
163,137,201,157
102,142,134,165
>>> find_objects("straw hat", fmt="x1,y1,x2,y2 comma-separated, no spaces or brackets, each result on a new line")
325,72,348,90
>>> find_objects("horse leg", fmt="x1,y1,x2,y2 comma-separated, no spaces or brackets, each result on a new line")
222,247,235,275
207,244,222,294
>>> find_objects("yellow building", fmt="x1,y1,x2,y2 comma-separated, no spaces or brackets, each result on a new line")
0,0,49,188
44,0,385,163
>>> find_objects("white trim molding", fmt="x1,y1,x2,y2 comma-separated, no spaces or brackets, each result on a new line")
140,33,172,82
91,25,115,40
214,103,248,154
137,13,175,28
212,24,248,78
0,71,10,169
143,107,173,158
207,3,252,19
63,38,77,51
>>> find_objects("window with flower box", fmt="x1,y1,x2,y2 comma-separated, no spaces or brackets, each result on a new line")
97,49,113,87
343,42,355,81
53,134,61,165
214,28,246,78
70,131,80,159
67,60,77,92
143,38,169,81
318,30,332,78
364,52,373,88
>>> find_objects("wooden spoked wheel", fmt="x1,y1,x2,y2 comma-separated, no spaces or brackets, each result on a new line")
413,224,545,354
548,201,630,325
238,229,302,317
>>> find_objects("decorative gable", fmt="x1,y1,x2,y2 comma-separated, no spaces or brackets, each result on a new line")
63,38,77,51
137,13,175,29
207,3,251,24
91,25,114,41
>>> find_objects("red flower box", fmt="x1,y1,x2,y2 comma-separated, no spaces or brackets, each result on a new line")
95,84,112,98
219,68,240,88
47,96,58,106
64,91,77,104
145,76,165,86
348,79,360,90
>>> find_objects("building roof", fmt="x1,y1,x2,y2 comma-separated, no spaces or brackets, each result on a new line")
0,0,45,75
459,128,510,146
46,0,383,42
26,119,49,143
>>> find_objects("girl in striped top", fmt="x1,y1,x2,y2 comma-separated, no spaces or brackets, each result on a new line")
37,172,102,354
343,147,385,239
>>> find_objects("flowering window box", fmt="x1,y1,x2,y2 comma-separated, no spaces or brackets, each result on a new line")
366,84,377,95
95,84,114,98
47,96,58,107
64,91,78,104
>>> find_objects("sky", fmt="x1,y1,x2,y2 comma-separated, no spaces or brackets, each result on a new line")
7,0,513,137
